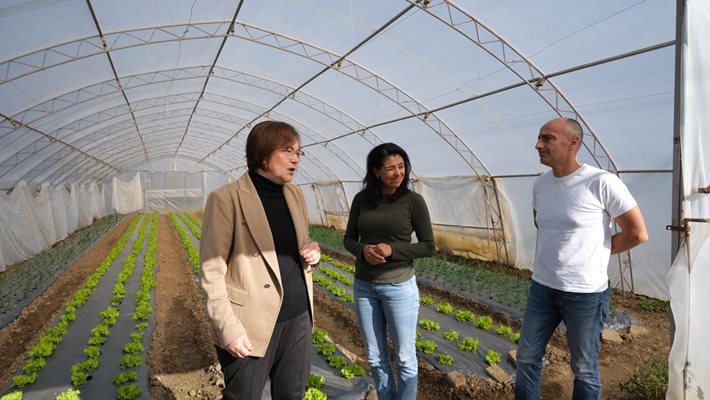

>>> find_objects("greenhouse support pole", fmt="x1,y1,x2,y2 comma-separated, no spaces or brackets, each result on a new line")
669,0,686,353
671,0,684,264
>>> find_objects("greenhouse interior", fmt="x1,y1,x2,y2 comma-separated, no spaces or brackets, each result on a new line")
0,0,708,399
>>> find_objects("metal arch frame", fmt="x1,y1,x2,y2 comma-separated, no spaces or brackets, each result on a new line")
414,0,618,172
0,15,606,174
190,111,346,181
3,65,378,185
42,115,222,185
0,102,131,167
227,14,511,263
1,109,140,182
188,90,369,179
1,18,487,176
0,112,121,182
7,89,256,181
38,98,347,185
205,21,494,178
83,0,149,164
0,22,232,84
22,111,215,184
1,13,513,263
208,19,511,263
172,2,243,158
47,128,234,186
22,90,346,185
4,63,378,171
415,0,638,289
212,67,381,146
0,17,491,178
45,112,238,185
230,14,510,263
0,125,46,169
44,106,196,166
50,153,228,187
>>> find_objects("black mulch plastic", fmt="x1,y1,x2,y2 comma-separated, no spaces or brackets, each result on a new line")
313,262,518,383
2,215,154,400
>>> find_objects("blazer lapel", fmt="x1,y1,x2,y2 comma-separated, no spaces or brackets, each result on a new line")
237,174,281,283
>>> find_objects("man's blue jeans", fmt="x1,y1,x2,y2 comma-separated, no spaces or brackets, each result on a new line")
354,276,419,400
515,280,610,400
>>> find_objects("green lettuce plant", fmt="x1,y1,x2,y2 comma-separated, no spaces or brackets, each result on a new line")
459,337,479,353
437,354,454,366
341,363,366,379
306,373,325,389
303,388,328,400
436,303,453,314
485,349,502,365
443,329,459,341
418,319,440,331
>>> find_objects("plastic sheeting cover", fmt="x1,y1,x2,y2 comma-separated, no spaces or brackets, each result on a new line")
113,174,143,214
667,223,710,399
667,0,710,398
0,179,142,271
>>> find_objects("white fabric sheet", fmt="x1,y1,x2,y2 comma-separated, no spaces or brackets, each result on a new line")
113,174,144,214
667,0,710,397
0,182,109,271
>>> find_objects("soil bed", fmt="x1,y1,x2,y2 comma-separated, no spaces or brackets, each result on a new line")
0,215,671,399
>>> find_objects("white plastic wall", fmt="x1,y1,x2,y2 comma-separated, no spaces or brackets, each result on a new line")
667,0,710,397
113,174,144,214
126,158,228,213
0,182,105,271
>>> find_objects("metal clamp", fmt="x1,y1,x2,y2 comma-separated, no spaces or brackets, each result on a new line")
666,218,710,233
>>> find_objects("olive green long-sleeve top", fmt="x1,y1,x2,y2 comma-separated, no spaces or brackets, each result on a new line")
343,190,435,283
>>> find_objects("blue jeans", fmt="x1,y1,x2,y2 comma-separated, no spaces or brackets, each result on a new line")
354,276,419,400
515,280,610,400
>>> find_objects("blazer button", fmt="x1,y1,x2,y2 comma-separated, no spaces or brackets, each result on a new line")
264,284,271,289
252,252,258,257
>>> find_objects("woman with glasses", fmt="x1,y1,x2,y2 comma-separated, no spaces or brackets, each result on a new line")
344,142,435,400
200,120,320,400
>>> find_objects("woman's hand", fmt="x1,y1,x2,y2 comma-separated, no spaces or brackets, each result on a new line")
374,243,392,258
364,243,390,265
300,240,321,266
225,334,254,358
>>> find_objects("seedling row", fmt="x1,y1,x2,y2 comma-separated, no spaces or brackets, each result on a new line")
2,214,160,400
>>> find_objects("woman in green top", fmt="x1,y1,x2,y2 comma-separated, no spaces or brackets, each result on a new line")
344,143,435,400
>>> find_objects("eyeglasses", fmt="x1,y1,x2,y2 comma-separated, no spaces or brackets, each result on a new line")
283,147,305,158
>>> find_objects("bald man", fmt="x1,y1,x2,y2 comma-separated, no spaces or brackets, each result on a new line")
515,118,648,400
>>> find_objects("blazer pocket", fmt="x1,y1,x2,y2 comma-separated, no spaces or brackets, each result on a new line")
225,282,248,318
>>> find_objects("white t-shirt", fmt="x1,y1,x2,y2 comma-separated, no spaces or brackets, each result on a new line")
532,164,637,293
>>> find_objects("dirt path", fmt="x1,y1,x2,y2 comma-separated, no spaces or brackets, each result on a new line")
0,215,133,389
148,214,221,399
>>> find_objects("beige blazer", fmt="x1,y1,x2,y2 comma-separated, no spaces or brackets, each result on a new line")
199,173,314,357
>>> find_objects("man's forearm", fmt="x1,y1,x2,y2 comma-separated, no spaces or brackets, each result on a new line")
611,230,648,254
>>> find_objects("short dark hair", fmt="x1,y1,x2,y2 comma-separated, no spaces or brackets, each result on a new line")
362,142,411,207
563,118,583,145
245,121,300,171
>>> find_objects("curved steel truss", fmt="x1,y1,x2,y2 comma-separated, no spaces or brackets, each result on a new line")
0,1,659,271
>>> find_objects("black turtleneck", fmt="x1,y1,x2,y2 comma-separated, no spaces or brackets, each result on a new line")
249,170,308,322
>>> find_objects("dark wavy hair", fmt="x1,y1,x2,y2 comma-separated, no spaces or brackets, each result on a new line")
362,143,411,208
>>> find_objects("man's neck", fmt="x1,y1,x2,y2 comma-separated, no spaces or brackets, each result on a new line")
552,160,583,177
